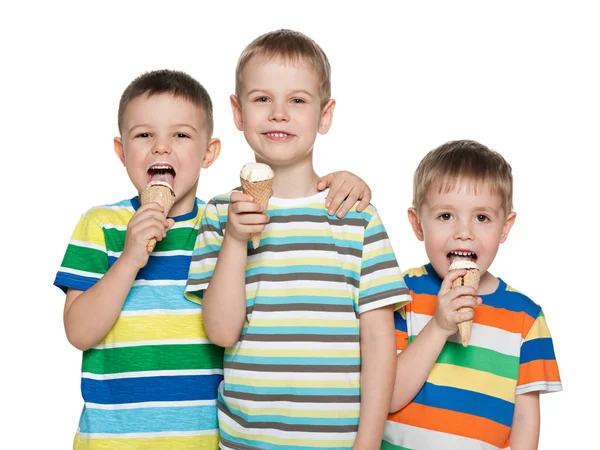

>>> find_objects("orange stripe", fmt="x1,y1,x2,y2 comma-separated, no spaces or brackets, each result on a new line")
518,359,561,385
388,402,510,447
408,293,436,315
396,329,408,350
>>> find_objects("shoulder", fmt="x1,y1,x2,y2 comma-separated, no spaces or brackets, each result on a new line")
493,279,543,321
80,198,135,227
401,265,439,295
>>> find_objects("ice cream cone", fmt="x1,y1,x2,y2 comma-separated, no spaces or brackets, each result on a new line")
449,260,480,347
239,163,274,249
140,181,176,252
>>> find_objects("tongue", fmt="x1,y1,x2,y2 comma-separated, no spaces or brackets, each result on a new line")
449,254,473,264
150,172,174,188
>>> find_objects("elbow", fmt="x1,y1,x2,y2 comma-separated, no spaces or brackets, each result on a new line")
206,326,240,348
64,326,95,352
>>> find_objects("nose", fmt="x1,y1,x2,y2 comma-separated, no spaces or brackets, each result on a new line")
453,219,474,241
269,102,289,122
152,136,172,155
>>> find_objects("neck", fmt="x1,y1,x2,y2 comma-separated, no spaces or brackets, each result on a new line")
257,152,319,199
476,271,500,295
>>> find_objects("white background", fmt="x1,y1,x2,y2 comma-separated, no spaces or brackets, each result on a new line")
2,0,596,448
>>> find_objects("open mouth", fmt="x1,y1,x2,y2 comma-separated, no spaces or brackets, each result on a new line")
147,164,176,188
263,132,294,141
447,250,477,265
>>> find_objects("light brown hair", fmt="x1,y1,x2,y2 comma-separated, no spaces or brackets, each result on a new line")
235,29,331,107
413,140,513,214
118,69,213,137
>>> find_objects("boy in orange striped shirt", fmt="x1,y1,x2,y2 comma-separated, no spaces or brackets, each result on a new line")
383,140,562,449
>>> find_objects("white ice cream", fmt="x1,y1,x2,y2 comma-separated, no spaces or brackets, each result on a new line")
240,163,274,182
449,260,480,271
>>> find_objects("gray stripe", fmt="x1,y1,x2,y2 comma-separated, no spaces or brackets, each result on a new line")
364,230,389,245
360,259,400,277
225,361,361,373
223,389,361,404
187,276,211,286
247,303,356,313
268,214,366,227
218,401,359,433
246,272,360,288
361,287,410,307
198,223,223,236
219,436,261,450
191,250,220,263
242,333,360,343
248,242,362,257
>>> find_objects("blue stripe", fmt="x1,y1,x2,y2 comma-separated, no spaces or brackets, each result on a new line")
122,285,201,311
54,272,100,294
394,311,407,332
79,404,217,433
129,196,202,222
244,326,359,335
226,384,359,396
364,224,385,238
520,337,556,364
107,255,191,280
223,355,360,366
202,216,222,229
362,252,396,269
81,374,222,404
219,429,351,450
414,382,514,426
227,410,358,426
361,280,407,298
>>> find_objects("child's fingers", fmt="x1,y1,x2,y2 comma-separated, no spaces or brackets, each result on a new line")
230,192,254,203
355,187,372,212
440,268,468,293
455,308,475,323
129,209,170,228
238,213,270,226
450,294,479,311
335,186,360,218
230,201,265,214
326,180,350,216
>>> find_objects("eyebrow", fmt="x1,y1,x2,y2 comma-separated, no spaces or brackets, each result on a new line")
246,88,314,98
128,123,197,134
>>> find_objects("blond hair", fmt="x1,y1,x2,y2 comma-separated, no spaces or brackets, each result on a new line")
413,140,513,214
235,29,331,107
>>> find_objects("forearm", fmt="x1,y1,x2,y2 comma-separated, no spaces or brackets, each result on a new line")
202,235,248,346
509,392,540,450
390,320,448,412
354,307,395,449
64,258,139,350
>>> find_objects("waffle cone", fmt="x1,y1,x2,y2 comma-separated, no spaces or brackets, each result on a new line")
140,182,176,252
240,177,273,249
451,267,481,347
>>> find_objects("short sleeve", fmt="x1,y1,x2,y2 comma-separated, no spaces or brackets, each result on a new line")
53,212,109,293
516,308,562,395
358,207,411,314
185,199,226,304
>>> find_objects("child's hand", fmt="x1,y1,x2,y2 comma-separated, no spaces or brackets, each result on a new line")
317,171,372,217
226,192,269,244
121,203,174,269
432,268,481,337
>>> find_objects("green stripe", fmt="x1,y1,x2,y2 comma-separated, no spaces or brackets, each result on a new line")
62,244,107,273
82,344,224,374
103,228,195,252
381,440,411,450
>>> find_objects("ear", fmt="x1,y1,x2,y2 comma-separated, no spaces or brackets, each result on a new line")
202,138,221,169
230,95,244,131
114,137,126,166
408,207,424,241
318,99,336,135
500,211,516,243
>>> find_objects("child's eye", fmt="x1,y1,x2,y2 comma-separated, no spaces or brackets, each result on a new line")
291,98,305,104
437,213,452,221
476,214,490,222
255,96,270,103
135,132,151,138
175,133,190,138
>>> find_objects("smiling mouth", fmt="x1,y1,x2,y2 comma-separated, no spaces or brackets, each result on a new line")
147,164,176,188
447,250,477,265
263,132,294,141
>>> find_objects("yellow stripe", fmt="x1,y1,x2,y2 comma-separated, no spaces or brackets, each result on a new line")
74,434,218,450
88,206,133,227
227,403,359,418
248,319,357,328
220,421,354,447
100,313,207,344
189,263,216,275
246,288,353,299
71,219,106,247
360,274,402,290
526,315,552,340
363,244,395,260
505,283,523,294
428,363,516,403
232,348,360,358
403,266,428,278
227,376,360,388
246,258,360,272
264,229,362,241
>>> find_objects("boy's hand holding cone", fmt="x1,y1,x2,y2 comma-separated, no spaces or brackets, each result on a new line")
140,181,176,252
239,163,274,249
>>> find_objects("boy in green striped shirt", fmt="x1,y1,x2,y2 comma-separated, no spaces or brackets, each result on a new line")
54,69,374,450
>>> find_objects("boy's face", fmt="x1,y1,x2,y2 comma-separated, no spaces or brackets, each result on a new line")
114,93,220,216
408,180,516,293
231,55,335,168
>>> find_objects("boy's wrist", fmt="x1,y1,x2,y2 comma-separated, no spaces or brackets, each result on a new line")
427,318,454,340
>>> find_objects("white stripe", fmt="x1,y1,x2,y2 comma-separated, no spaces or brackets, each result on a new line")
238,341,359,351
58,266,102,280
170,221,198,230
94,338,210,349
225,396,359,412
119,308,201,317
360,294,409,314
225,368,360,381
362,266,403,280
219,410,357,441
516,380,563,395
251,310,356,321
246,279,355,292
70,239,105,252
132,279,186,286
409,311,522,357
383,420,500,450
85,400,217,410
78,430,217,439
363,237,390,252
82,368,222,380
247,249,360,264
108,249,192,258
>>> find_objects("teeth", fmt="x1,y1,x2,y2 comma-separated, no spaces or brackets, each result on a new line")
451,251,474,256
149,165,173,170
267,133,288,138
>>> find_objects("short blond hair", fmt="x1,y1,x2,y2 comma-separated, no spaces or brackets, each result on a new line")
413,140,513,215
235,29,331,107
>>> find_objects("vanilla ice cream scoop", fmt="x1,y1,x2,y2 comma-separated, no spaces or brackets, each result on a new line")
448,260,479,271
240,163,274,182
